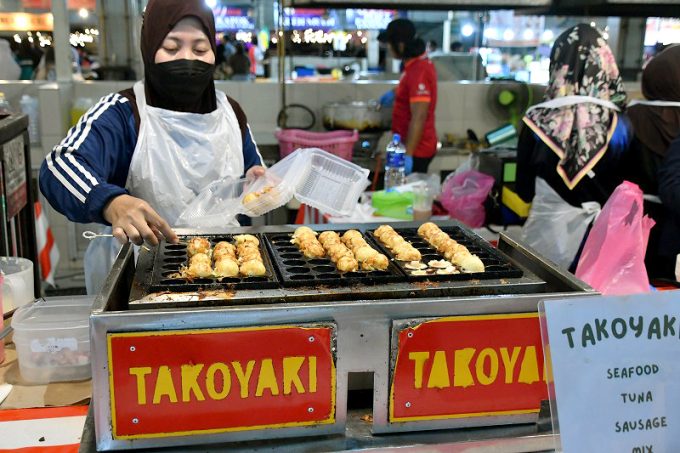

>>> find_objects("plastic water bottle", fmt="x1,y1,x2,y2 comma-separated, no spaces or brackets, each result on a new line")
20,95,40,145
384,133,406,190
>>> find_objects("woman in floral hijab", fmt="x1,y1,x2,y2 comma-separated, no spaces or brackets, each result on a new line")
516,24,632,270
517,23,631,207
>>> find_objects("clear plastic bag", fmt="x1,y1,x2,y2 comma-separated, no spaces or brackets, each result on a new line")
175,178,245,228
520,178,600,269
441,169,495,228
84,227,122,295
575,181,655,295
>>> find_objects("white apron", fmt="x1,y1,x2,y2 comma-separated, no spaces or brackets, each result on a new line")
525,95,621,113
628,100,680,109
84,81,244,294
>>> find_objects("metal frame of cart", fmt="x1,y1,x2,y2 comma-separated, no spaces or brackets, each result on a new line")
89,224,596,451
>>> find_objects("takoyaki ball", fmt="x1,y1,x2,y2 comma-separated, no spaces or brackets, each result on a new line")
238,252,262,264
213,242,236,260
449,250,472,266
187,237,210,256
342,230,363,242
418,222,439,237
214,258,239,278
385,235,407,250
293,226,317,238
362,253,389,271
233,234,259,246
301,242,325,259
354,246,378,262
187,261,213,278
394,246,421,262
344,237,367,251
242,192,258,205
336,255,358,273
374,225,395,239
428,232,450,249
459,254,485,273
443,244,468,261
240,260,267,277
189,253,211,266
327,244,350,258
437,239,458,254
318,231,340,244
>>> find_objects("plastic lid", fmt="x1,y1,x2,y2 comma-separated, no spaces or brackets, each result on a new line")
11,299,92,332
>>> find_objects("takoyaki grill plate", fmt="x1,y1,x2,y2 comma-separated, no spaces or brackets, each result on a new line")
366,226,523,282
264,231,406,288
136,234,280,294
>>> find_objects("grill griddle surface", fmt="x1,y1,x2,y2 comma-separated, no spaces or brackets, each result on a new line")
144,234,279,292
366,226,523,281
264,231,406,287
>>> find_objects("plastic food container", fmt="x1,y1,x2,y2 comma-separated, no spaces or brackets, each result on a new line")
240,151,304,217
11,296,94,384
241,148,370,218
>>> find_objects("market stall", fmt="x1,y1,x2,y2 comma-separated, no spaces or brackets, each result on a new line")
84,221,595,451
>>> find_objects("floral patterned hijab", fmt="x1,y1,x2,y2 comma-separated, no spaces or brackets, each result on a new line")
523,24,627,190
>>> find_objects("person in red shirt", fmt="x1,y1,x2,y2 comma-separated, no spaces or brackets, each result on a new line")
379,19,438,174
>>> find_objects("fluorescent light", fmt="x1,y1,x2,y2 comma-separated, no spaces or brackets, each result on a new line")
503,29,515,41
78,8,89,19
542,30,554,41
523,29,534,40
484,27,498,40
461,24,474,37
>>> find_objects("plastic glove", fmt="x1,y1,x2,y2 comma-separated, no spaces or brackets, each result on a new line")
405,155,414,175
379,90,395,107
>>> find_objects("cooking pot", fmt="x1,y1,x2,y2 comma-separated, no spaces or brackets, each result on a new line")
322,101,392,132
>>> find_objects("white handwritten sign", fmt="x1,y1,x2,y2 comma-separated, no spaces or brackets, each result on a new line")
541,292,680,453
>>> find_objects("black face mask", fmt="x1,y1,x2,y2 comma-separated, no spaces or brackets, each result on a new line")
147,59,215,108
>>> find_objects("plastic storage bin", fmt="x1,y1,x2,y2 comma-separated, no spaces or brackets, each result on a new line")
241,148,370,218
11,297,94,384
275,129,358,161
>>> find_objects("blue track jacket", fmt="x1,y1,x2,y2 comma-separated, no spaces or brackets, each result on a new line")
39,93,262,225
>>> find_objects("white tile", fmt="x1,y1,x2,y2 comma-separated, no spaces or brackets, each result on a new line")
73,82,116,101
216,81,242,104
239,83,280,131
355,83,390,102
462,83,502,130
283,84,319,130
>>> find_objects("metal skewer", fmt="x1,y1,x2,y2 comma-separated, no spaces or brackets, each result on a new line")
82,230,154,251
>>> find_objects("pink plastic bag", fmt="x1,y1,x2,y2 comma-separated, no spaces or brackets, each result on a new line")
441,170,495,228
575,181,655,295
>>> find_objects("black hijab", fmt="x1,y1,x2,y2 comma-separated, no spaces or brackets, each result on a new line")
141,0,217,113
628,45,680,156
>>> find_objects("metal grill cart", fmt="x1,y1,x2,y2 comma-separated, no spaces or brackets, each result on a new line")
86,221,595,451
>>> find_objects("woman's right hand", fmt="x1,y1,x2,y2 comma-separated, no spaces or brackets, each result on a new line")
103,194,179,246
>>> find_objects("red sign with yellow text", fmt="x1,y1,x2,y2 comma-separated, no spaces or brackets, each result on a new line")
390,313,547,422
107,325,336,439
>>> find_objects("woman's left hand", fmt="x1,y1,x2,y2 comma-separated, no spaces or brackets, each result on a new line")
246,165,266,180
